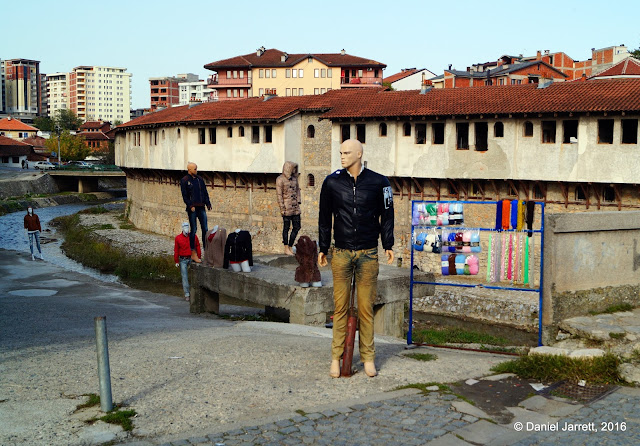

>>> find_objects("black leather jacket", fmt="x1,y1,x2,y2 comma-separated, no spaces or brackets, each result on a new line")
318,167,394,255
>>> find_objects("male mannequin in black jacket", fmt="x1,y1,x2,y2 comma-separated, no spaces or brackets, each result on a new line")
318,139,394,378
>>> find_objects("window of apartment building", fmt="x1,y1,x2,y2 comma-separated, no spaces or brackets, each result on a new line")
563,120,578,143
291,88,298,96
327,68,332,78
314,88,319,95
314,69,319,78
603,185,616,202
299,69,304,78
240,71,244,79
598,119,614,144
307,125,315,138
227,71,232,79
286,88,291,96
272,69,276,78
356,124,366,144
286,69,291,78
233,71,238,79
621,119,638,144
499,79,504,86
264,125,272,143
239,126,245,137
299,88,304,96
357,69,363,78
227,89,232,97
403,122,411,137
379,123,387,137
432,123,445,144
341,124,351,142
575,186,586,201
265,70,270,78
292,70,297,78
227,127,233,138
239,89,244,98
252,126,260,143
232,89,237,98
259,69,264,78
475,122,488,151
209,127,216,144
321,88,326,94
456,123,469,149
415,124,426,144
259,88,264,96
523,121,534,137
321,68,326,78
541,121,556,143
494,122,504,137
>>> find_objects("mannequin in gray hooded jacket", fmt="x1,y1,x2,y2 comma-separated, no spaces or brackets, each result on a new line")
276,161,301,255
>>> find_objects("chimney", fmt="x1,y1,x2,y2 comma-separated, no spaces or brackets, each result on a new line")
448,64,452,70
536,78,553,89
341,49,346,56
544,50,550,55
420,79,433,94
536,50,541,60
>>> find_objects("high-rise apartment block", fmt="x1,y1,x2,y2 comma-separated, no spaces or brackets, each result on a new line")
149,73,199,111
0,59,42,122
69,66,132,122
178,79,210,105
46,72,69,117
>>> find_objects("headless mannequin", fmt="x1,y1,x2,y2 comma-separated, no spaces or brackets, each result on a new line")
230,228,251,272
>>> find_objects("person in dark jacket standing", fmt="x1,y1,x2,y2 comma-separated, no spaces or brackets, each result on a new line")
24,207,44,260
276,161,301,255
318,139,394,378
180,162,211,263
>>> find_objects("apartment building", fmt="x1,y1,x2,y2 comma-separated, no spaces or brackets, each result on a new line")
178,78,211,105
0,59,42,122
69,66,131,122
433,45,632,88
46,72,70,116
203,47,386,100
149,73,198,111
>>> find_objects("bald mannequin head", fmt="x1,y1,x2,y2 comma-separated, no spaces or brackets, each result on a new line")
340,139,363,176
187,162,198,177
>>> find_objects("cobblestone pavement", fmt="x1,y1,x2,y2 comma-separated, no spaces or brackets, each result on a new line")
154,386,640,446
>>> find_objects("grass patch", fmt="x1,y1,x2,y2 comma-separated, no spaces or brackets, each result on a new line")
53,213,180,283
405,353,438,362
99,408,137,432
91,223,115,230
609,332,625,340
490,352,623,385
410,327,510,346
119,223,135,229
295,409,307,416
75,393,100,411
395,382,451,394
589,303,634,315
80,205,108,214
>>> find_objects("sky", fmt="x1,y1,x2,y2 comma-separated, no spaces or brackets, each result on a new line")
3,0,639,110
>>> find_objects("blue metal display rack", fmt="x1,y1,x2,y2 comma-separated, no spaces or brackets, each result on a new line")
407,200,546,346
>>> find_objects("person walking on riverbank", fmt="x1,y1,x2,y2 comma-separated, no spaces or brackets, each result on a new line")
174,222,201,301
24,207,43,260
180,162,211,263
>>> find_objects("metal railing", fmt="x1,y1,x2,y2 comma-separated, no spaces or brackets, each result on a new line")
207,77,251,86
340,76,383,86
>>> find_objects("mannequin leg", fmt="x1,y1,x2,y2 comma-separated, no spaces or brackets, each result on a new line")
240,260,251,272
230,263,242,272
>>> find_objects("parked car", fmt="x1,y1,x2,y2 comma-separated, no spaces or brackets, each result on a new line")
66,161,93,168
32,161,56,170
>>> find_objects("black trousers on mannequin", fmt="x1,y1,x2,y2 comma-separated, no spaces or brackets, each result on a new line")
282,215,301,246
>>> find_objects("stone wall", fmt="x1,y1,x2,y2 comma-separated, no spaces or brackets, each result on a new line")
0,173,59,199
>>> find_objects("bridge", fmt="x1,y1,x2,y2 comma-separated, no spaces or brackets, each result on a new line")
48,168,126,193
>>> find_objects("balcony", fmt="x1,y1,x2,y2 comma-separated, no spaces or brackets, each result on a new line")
207,77,251,87
340,76,383,87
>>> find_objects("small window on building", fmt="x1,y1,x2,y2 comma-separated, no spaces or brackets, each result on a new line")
533,184,545,199
292,70,297,78
307,174,315,187
252,126,259,143
307,125,315,138
475,122,488,151
162,129,165,139
523,121,533,137
341,124,350,142
598,119,614,144
403,122,411,137
314,88,319,95
603,185,616,202
456,123,469,150
264,125,272,143
299,88,304,96
415,124,426,144
356,124,366,144
432,123,444,144
209,127,216,144
321,68,326,78
286,69,291,78
227,127,232,138
621,119,638,144
286,88,291,96
494,122,504,137
314,69,319,78
379,122,387,137
259,69,264,78
541,121,556,143
239,126,245,137
265,70,270,78
327,68,332,78
177,128,181,138
272,69,276,78
563,120,578,143
575,186,586,201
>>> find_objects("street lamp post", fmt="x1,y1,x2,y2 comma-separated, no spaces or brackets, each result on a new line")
55,124,61,167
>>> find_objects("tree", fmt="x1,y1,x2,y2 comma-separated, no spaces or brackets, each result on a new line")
631,46,640,59
105,141,116,165
45,131,91,161
113,119,123,127
33,116,55,132
54,109,83,131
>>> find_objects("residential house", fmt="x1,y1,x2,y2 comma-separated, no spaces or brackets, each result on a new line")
591,57,640,80
0,135,35,168
78,120,112,154
0,117,39,140
384,68,436,90
203,47,386,100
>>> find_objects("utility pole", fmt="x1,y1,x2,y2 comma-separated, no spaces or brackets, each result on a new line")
55,124,61,166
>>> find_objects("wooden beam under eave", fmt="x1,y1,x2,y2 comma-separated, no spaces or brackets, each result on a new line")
391,177,403,198
590,183,602,210
578,183,590,209
558,182,568,208
518,180,530,201
471,179,485,200
429,178,441,201
447,179,460,200
488,179,499,201
613,184,622,211
412,177,424,200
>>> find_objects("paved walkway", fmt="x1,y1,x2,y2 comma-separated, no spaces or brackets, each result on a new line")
153,386,640,446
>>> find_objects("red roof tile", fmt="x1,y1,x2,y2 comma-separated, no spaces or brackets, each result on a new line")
0,117,38,132
204,49,385,70
0,135,33,156
384,69,420,84
593,57,640,77
117,78,640,130
78,131,110,140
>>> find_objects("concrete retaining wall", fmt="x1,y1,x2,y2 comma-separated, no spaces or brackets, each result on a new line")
542,211,640,343
0,173,59,199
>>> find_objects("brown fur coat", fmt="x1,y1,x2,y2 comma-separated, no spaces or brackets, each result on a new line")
294,236,321,283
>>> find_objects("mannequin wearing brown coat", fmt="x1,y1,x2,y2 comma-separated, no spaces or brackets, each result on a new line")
294,235,322,287
203,226,227,268
276,161,301,255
